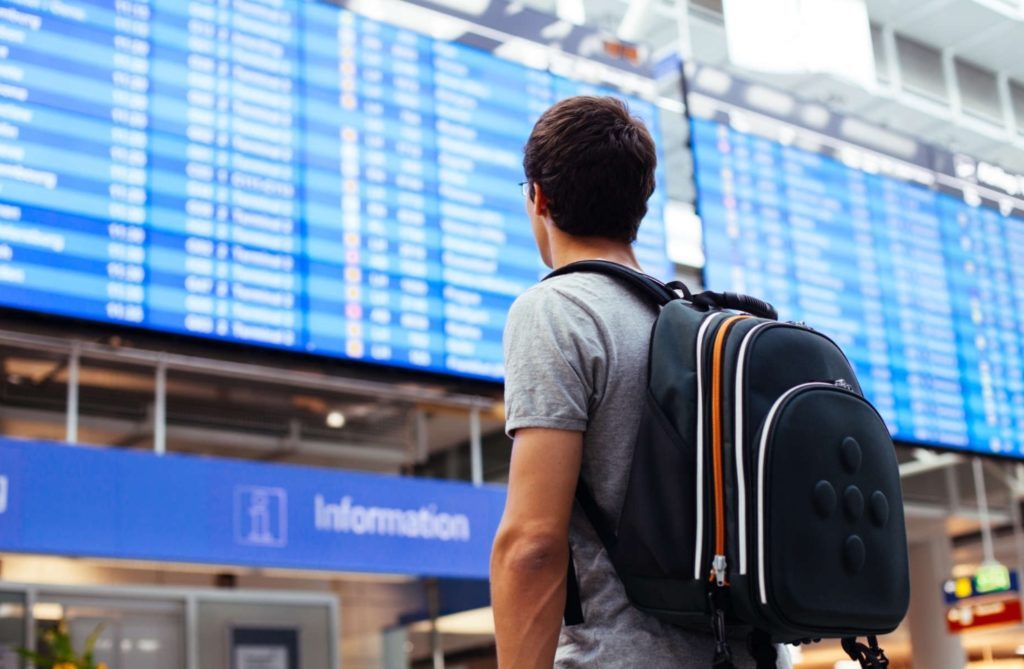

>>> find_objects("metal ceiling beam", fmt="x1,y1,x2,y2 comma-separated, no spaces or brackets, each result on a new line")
904,500,1010,524
982,459,1024,498
0,329,494,410
899,452,964,478
0,404,412,467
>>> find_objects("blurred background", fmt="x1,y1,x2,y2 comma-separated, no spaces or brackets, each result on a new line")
1,0,1023,666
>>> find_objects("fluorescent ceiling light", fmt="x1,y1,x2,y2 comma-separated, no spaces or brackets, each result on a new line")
839,117,917,158
33,603,64,621
745,85,795,116
0,604,23,618
411,606,495,635
694,68,732,96
723,0,876,91
555,0,586,25
800,105,831,129
541,20,574,41
723,0,804,74
657,97,686,115
494,38,550,71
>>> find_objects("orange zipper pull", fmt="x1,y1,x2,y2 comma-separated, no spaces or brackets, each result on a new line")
712,555,728,587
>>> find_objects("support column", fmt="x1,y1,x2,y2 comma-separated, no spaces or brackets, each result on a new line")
154,356,167,455
426,578,445,669
469,407,483,487
381,627,410,669
415,409,429,464
907,525,966,669
65,341,80,444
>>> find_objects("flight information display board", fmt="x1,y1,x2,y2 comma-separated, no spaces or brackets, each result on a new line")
691,84,1024,457
0,0,668,381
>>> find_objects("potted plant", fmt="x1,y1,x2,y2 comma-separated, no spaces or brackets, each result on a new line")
18,620,107,669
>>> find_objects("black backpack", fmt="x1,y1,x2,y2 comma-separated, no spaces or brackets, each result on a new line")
546,260,909,669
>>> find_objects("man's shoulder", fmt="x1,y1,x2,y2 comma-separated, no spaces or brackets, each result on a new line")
507,275,594,323
511,273,639,315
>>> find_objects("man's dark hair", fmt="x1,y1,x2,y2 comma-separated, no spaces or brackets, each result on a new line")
523,96,657,244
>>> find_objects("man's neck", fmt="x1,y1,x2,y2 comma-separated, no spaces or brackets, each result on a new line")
549,235,641,272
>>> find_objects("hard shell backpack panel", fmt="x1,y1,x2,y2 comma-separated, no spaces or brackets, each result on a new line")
546,260,909,669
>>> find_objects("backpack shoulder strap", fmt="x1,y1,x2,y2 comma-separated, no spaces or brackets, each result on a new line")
544,260,779,320
564,544,584,626
549,260,685,625
563,478,617,627
543,260,685,307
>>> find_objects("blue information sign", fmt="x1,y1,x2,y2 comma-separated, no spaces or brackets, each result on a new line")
0,437,505,578
0,1,669,381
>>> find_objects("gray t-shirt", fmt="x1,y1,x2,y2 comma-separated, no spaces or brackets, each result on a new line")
503,272,791,669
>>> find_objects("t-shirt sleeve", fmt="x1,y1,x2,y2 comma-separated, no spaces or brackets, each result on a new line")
503,285,602,437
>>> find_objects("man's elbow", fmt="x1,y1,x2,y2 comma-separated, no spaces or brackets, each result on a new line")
491,526,568,577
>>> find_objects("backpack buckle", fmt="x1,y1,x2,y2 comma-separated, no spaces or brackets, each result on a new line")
707,589,736,669
841,636,890,669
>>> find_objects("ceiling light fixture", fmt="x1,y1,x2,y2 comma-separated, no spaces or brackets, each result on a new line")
326,411,346,429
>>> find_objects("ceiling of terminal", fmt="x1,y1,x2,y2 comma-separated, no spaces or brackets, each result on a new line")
519,0,1024,78
512,0,1024,172
866,0,1024,80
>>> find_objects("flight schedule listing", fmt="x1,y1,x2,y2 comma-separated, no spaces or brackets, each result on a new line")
693,113,1024,457
0,0,669,380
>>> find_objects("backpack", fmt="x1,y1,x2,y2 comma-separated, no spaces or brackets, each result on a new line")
546,260,909,669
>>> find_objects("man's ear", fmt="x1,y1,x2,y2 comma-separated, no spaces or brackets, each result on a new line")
531,182,550,217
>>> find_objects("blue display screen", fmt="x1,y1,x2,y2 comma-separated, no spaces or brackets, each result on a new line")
0,1,668,381
694,115,1024,457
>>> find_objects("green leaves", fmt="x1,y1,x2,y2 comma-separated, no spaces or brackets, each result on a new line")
17,620,108,669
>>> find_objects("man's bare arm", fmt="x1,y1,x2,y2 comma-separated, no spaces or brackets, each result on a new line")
491,427,583,668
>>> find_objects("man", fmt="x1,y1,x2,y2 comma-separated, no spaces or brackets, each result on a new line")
490,96,789,668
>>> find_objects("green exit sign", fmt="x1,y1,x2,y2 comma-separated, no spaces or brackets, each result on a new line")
975,564,1012,594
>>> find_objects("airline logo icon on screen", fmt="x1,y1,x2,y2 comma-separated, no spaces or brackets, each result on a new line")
234,486,287,548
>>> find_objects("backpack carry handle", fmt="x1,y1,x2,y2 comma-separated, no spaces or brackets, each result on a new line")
544,260,778,321
692,290,778,321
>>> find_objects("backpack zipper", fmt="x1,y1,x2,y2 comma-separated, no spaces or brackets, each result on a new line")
731,321,775,577
709,314,749,586
692,313,725,580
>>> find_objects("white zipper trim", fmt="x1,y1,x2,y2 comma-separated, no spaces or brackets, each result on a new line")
693,313,723,580
757,382,835,605
733,322,776,576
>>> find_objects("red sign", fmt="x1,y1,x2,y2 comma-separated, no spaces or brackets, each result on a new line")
946,596,1023,633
